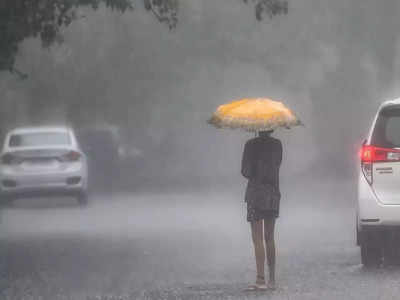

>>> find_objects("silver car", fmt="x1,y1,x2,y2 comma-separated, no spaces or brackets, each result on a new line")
0,126,88,205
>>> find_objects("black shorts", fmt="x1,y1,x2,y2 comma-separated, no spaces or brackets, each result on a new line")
247,202,278,222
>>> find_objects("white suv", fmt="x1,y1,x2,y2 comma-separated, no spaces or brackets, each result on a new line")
0,126,88,205
358,99,400,266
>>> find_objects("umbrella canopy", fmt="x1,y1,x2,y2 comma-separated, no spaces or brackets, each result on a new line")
208,98,302,132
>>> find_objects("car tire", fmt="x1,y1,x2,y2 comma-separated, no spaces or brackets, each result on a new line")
77,192,88,207
383,232,400,265
361,241,382,267
0,196,13,208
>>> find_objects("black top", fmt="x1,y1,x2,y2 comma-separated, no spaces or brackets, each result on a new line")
241,135,282,212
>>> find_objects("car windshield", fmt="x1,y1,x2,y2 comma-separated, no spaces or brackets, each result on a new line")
9,132,71,147
371,106,400,148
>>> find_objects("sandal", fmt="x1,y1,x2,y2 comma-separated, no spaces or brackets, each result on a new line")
267,281,276,291
244,275,268,291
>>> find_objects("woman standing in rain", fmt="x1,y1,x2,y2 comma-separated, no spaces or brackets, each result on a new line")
208,98,299,290
242,130,282,291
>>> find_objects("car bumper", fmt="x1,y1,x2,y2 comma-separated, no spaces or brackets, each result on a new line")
358,173,400,227
0,169,87,199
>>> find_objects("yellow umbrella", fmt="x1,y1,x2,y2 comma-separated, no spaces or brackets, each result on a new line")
208,98,302,132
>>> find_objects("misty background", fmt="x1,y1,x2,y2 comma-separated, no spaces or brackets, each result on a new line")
1,0,399,190
3,2,400,299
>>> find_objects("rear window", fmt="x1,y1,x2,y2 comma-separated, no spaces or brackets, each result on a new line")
371,107,400,148
9,132,71,147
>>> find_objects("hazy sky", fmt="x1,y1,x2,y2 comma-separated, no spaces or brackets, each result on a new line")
2,0,400,183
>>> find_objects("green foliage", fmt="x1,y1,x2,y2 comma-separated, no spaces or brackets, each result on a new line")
144,0,178,29
0,0,135,78
0,0,287,77
243,0,288,20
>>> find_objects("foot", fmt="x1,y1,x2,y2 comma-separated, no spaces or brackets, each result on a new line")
244,283,268,291
267,280,276,290
244,275,268,291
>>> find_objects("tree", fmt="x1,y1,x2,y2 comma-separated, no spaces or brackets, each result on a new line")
0,0,133,78
0,0,288,78
243,0,288,21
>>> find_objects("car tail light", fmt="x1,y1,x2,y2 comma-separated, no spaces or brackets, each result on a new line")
360,146,400,163
360,145,400,185
1,153,21,165
361,160,373,185
62,151,81,162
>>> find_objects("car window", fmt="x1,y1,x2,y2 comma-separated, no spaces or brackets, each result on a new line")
371,107,400,148
9,132,71,147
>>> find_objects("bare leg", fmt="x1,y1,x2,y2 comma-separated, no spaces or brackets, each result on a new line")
251,220,265,283
264,218,276,289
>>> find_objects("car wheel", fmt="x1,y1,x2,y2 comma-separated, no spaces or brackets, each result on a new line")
0,196,13,208
77,192,88,207
356,219,360,246
361,241,382,267
383,232,400,265
383,246,399,265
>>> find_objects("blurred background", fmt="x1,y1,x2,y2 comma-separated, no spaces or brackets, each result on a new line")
2,0,399,193
3,1,400,299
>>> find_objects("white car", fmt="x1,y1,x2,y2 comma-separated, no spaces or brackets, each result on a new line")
358,98,400,266
0,126,88,205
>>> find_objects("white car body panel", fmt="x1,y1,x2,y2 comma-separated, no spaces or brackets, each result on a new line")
358,98,400,228
0,127,88,199
372,161,400,205
358,166,400,227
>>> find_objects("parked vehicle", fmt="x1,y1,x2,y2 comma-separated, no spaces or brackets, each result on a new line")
0,126,88,205
76,125,120,192
358,98,400,266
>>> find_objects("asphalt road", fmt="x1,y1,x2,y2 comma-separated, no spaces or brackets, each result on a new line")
1,182,400,300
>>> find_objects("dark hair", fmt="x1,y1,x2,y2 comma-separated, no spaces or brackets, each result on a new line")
259,130,274,137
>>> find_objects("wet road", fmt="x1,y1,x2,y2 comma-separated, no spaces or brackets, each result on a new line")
0,182,399,300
